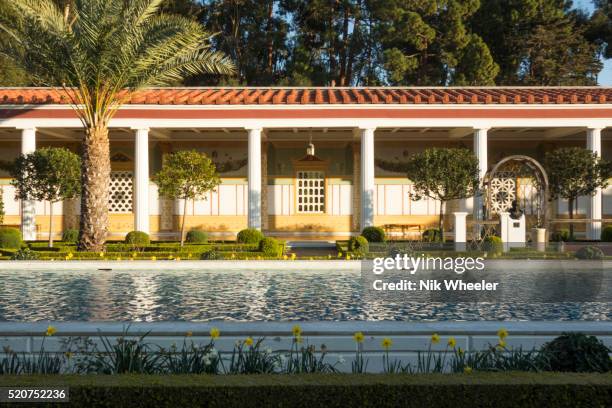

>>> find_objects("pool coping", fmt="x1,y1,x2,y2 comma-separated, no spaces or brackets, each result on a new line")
0,259,609,270
2,321,611,336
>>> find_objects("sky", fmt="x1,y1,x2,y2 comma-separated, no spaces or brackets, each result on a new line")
574,0,612,85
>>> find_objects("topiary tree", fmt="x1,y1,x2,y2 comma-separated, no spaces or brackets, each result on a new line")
9,147,81,247
601,225,612,242
259,237,282,258
0,227,22,249
125,231,150,251
154,150,221,247
361,226,386,243
348,235,369,256
186,230,208,244
406,148,480,241
545,148,610,240
539,332,611,373
237,228,264,244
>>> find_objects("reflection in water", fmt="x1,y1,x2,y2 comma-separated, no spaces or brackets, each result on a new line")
0,269,609,322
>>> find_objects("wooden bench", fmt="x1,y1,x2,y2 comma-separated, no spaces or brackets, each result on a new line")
382,224,422,240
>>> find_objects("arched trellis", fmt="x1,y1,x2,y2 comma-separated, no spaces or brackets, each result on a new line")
483,155,549,229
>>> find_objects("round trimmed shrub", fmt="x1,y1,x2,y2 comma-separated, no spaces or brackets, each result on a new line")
483,236,503,253
0,228,22,249
348,235,369,256
259,237,282,258
551,229,570,242
237,228,264,244
361,226,386,243
422,228,441,243
575,245,604,260
200,250,223,260
125,231,150,250
62,229,79,243
186,230,208,244
10,248,39,260
601,225,612,242
539,332,611,373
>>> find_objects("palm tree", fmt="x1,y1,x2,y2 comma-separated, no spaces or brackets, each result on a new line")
0,0,234,251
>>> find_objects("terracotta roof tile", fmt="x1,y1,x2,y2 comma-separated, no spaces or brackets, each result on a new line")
0,87,611,106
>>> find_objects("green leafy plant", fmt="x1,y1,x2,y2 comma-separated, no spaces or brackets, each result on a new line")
200,250,223,260
539,332,611,373
483,236,503,254
348,236,369,256
551,229,570,242
0,227,22,249
0,0,234,252
227,338,279,374
186,230,208,244
574,246,604,260
361,226,386,242
545,148,610,240
162,339,222,375
601,225,612,242
259,237,282,258
422,228,442,243
62,229,79,244
125,231,151,252
154,151,221,247
237,228,264,244
406,148,479,240
9,147,81,247
10,248,40,260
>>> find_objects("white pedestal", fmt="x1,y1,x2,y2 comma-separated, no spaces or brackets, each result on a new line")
533,228,546,252
453,212,468,252
500,212,526,251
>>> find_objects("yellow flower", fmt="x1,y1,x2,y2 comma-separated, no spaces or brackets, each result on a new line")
457,347,464,356
151,256,156,261
244,337,254,347
64,256,70,261
99,252,104,257
353,332,365,343
291,253,296,260
45,325,57,336
231,253,236,259
448,337,457,348
132,252,137,258
464,366,473,374
283,255,288,260
431,333,440,344
381,338,393,349
186,331,193,337
346,254,351,260
116,257,121,261
295,335,303,344
337,252,342,258
209,327,220,339
64,352,73,359
497,328,509,340
292,325,302,337
497,340,507,349
175,257,181,261
188,253,192,259
168,255,173,260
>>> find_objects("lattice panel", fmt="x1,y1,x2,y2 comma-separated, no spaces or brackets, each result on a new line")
489,171,516,215
109,171,133,213
297,171,325,213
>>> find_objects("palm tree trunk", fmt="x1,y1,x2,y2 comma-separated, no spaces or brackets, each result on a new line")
78,125,111,251
180,198,188,247
48,201,53,248
439,201,445,243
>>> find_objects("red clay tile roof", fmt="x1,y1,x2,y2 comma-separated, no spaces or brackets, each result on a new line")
0,87,611,105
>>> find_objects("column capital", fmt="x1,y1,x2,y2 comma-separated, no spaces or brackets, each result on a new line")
473,126,490,132
16,126,36,131
586,126,604,131
356,126,376,132
131,126,150,132
245,127,263,132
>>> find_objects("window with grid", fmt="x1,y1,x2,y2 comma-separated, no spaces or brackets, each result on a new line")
296,171,325,213
109,171,133,213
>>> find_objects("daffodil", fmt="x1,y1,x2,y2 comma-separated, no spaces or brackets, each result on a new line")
45,325,57,336
186,331,193,337
464,366,473,374
337,252,342,258
283,255,288,260
497,328,508,340
151,256,156,261
353,332,365,343
497,340,507,349
210,327,220,339
64,351,73,359
291,253,296,260
132,252,138,258
381,338,393,349
448,337,457,348
431,333,440,344
244,337,254,347
99,252,104,257
346,254,351,260
292,324,302,337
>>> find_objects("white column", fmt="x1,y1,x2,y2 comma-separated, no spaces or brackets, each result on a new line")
473,128,488,226
360,127,375,229
133,127,150,234
247,128,262,230
20,127,37,240
453,212,468,251
587,127,603,240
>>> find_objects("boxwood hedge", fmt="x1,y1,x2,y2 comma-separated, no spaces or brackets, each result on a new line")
0,373,609,407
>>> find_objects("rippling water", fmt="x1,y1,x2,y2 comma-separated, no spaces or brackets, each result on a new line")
0,268,609,321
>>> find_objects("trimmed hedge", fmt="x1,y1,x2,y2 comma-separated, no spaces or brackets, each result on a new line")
348,235,369,256
125,231,150,250
62,229,79,243
361,226,386,242
575,246,604,260
186,230,208,244
551,229,570,242
601,225,612,242
0,373,610,407
236,228,264,244
0,227,22,249
259,237,282,257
